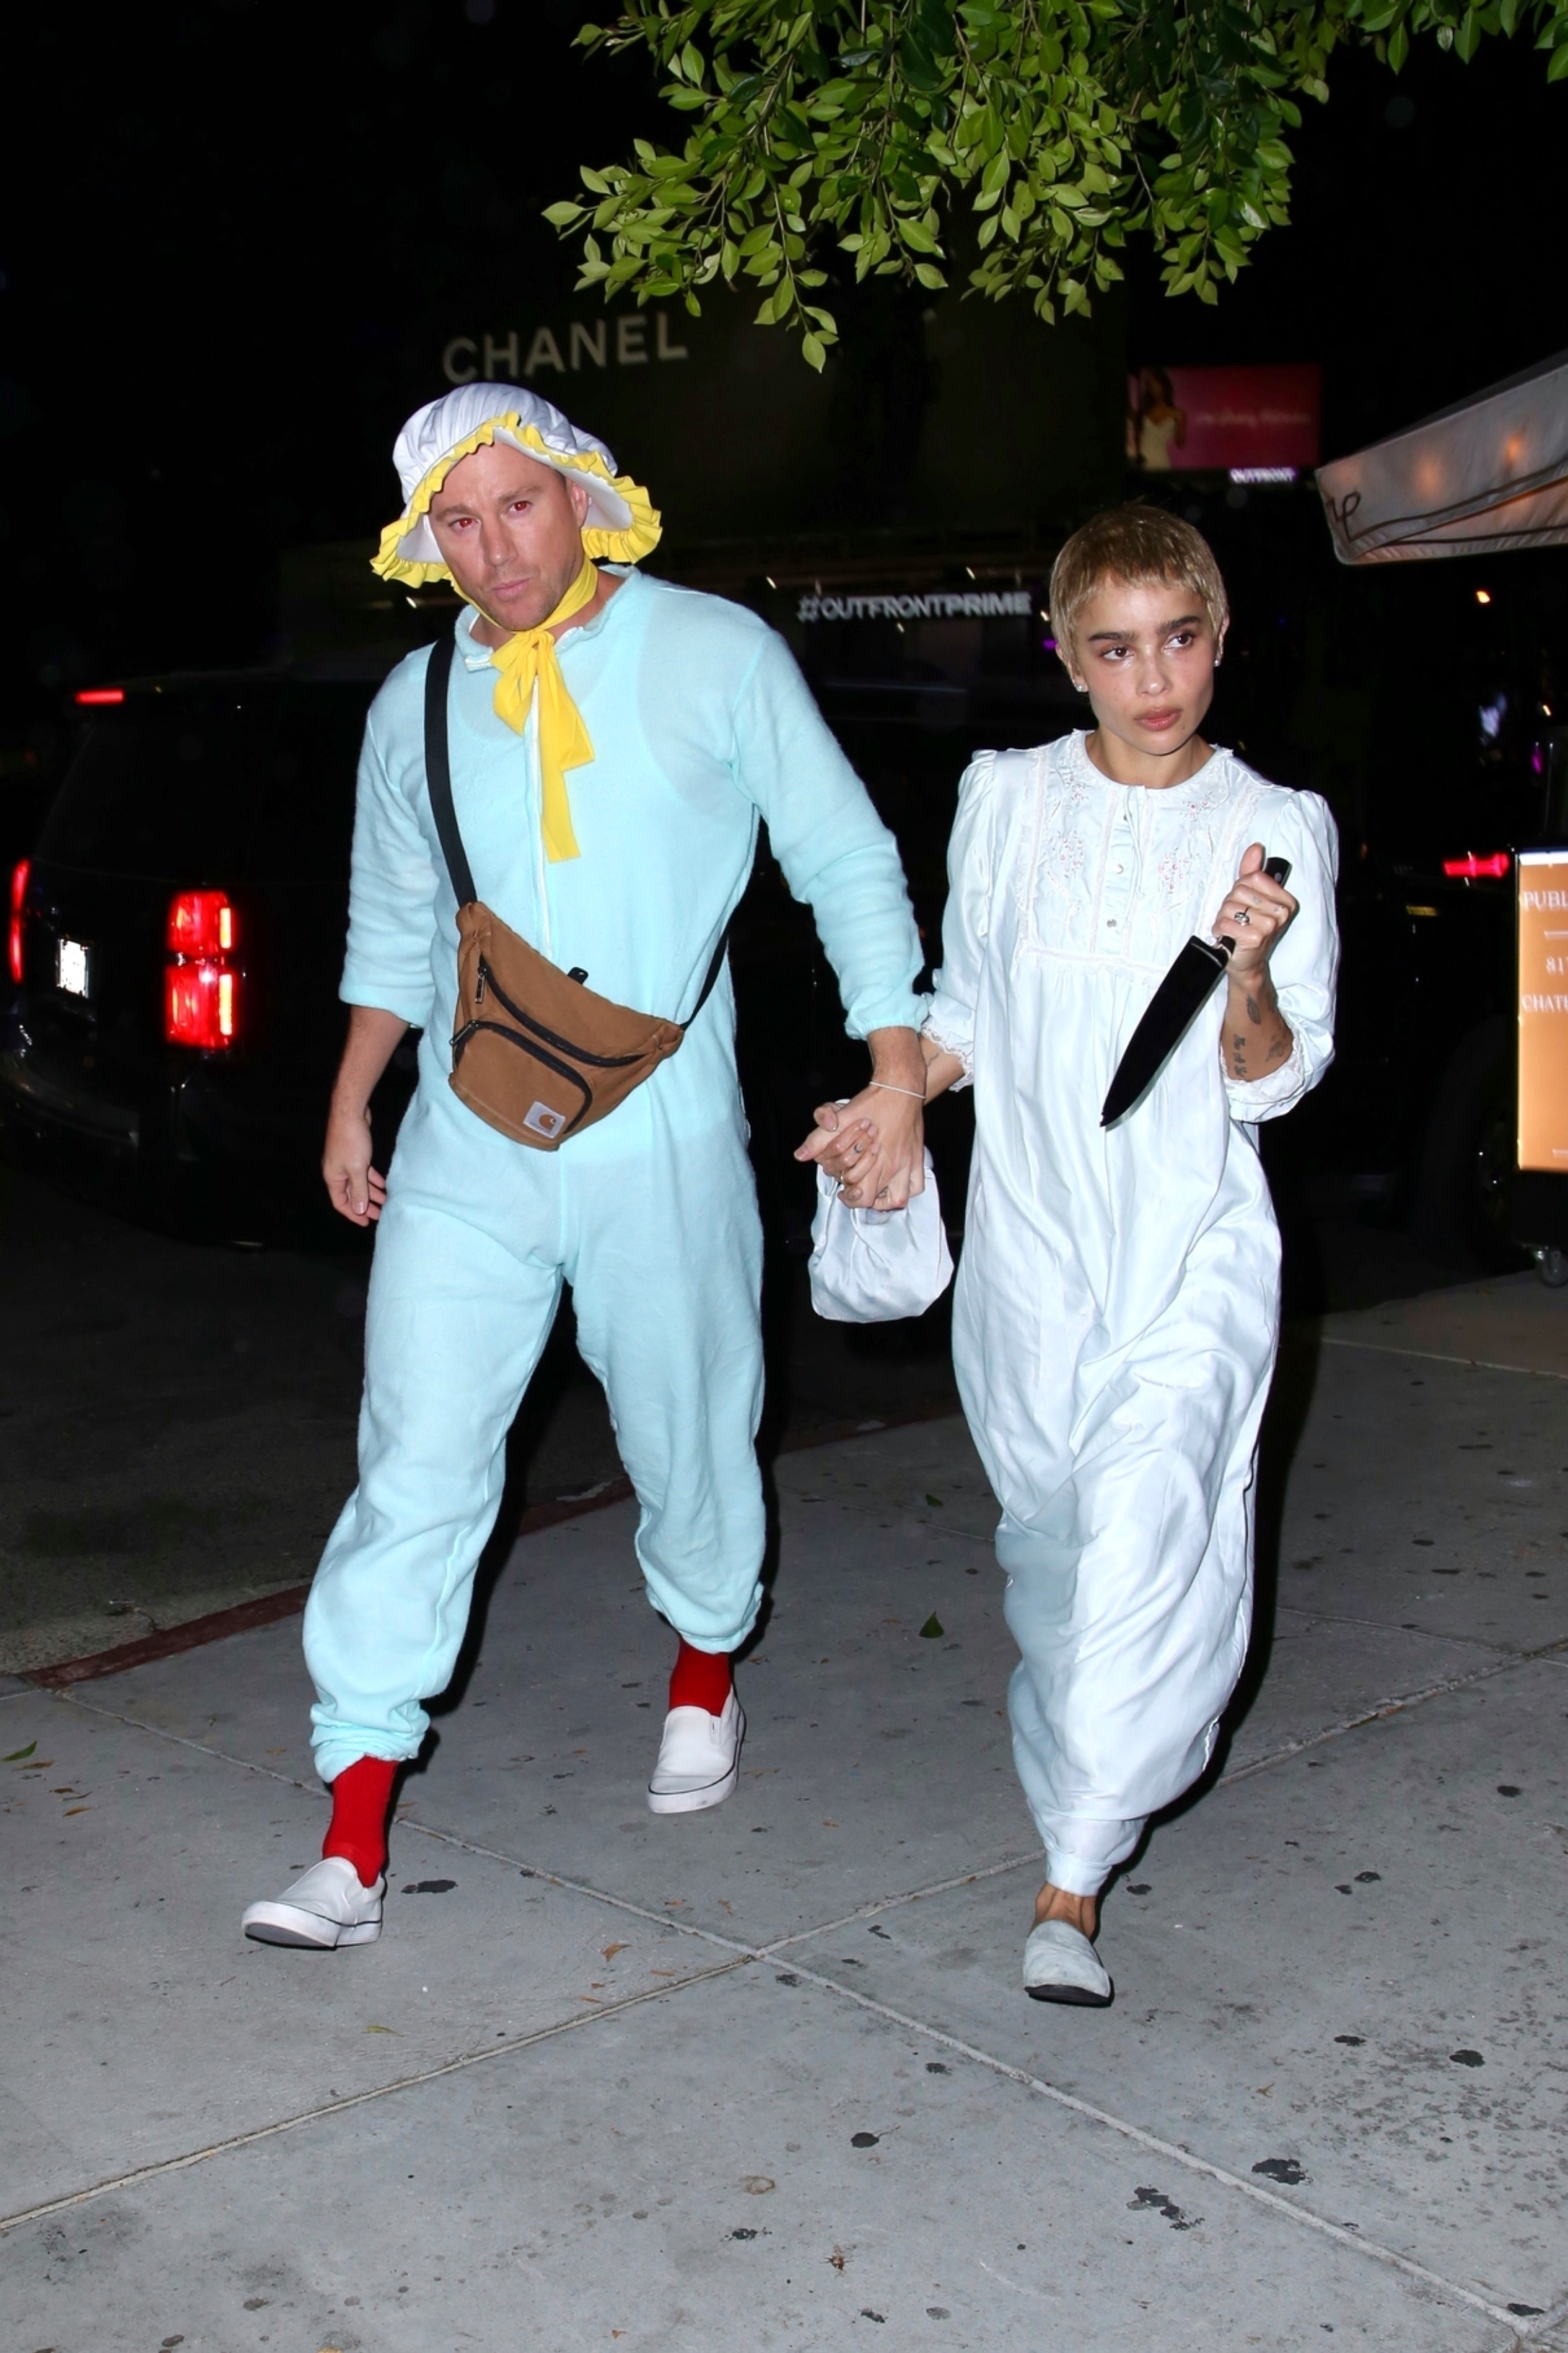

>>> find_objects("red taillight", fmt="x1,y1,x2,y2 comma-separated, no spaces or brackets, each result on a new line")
74,686,125,706
164,889,241,1049
166,888,237,959
7,859,28,984
1442,850,1511,880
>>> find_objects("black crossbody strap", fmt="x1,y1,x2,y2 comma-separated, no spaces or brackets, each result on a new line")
681,918,733,1030
423,634,477,908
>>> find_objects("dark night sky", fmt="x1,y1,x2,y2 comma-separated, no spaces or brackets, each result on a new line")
3,3,1565,711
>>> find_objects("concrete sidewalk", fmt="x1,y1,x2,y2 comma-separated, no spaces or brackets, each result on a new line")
2,1275,1566,2348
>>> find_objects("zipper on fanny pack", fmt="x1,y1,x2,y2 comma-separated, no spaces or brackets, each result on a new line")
476,956,649,1070
451,1019,594,1131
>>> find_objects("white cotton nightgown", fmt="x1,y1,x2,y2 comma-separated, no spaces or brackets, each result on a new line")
925,731,1339,1892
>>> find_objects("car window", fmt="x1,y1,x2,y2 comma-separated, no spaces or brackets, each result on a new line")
36,711,260,878
36,684,372,884
245,688,371,884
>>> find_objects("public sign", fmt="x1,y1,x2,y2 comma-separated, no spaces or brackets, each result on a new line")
1517,848,1568,1172
1127,364,1321,473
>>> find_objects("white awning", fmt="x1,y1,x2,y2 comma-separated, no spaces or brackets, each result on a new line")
1317,351,1568,564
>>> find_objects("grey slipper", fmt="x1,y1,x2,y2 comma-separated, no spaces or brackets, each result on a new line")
1023,1917,1113,2007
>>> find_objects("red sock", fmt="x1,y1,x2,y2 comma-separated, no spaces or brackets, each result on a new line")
323,1755,398,1886
669,1638,732,1716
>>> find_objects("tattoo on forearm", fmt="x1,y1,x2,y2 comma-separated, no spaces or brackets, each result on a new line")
1225,975,1292,1082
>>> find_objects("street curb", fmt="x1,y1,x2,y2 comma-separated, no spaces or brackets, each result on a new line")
20,1401,960,1690
19,1483,636,1691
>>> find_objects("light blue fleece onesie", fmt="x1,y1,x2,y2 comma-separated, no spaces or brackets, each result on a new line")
304,570,924,1783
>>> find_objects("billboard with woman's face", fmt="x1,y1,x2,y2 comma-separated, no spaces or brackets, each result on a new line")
1127,364,1321,473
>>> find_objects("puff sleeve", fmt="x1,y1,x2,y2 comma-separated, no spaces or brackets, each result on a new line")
921,752,1004,1090
1223,788,1339,1123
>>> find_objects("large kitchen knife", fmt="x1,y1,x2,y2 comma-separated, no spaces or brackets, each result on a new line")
1100,855,1292,1127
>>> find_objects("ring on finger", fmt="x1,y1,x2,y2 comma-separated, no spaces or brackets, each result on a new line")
1232,908,1251,926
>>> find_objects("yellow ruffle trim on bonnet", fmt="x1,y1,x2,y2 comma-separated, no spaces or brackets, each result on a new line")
371,417,661,586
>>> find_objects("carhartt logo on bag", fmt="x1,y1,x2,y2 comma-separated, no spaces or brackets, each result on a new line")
523,1101,568,1141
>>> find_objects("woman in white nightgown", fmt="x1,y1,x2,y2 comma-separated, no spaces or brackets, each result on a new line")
911,511,1339,2004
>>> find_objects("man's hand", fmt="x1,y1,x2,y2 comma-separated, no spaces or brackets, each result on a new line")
793,1025,927,1209
323,1004,409,1226
323,1098,387,1226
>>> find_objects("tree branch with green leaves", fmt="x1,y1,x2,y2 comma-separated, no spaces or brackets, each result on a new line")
545,0,1568,368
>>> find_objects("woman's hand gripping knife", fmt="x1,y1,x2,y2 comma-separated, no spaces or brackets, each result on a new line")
792,1027,928,1209
1213,843,1298,1085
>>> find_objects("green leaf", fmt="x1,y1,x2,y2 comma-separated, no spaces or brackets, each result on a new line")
1550,36,1568,73
917,0,959,59
561,0,1543,344
899,29,945,93
897,214,942,253
801,332,827,369
918,1613,944,1639
3,1741,36,1763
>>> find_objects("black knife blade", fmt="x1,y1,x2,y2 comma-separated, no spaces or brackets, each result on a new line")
1100,856,1292,1127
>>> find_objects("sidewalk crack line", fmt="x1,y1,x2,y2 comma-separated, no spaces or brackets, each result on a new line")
1320,1335,1568,1383
0,1959,745,2240
1221,1641,1566,1788
784,1962,1530,2335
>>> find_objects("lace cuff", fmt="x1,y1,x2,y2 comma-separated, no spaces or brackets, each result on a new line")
921,1006,975,1094
1224,1028,1308,1124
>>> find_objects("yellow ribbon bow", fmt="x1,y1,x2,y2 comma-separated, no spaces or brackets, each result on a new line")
484,556,602,863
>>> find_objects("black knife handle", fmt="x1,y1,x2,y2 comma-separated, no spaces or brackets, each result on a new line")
1216,853,1293,957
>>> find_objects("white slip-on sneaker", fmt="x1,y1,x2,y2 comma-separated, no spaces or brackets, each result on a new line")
1022,1917,1113,2007
647,1689,745,1815
243,1856,384,1948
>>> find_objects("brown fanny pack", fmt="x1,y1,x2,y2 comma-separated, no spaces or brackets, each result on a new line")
423,635,730,1151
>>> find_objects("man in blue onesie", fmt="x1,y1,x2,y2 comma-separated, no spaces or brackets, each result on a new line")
243,384,928,1949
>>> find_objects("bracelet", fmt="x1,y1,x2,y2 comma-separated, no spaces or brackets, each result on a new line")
869,1081,926,1101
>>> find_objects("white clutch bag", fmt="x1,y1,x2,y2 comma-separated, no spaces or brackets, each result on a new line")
808,1150,954,1323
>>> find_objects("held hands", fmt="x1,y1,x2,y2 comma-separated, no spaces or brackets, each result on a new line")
1212,842,1297,979
794,1084,927,1209
794,1028,928,1209
323,1099,388,1227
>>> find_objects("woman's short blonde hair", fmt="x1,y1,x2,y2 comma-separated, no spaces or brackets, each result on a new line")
1048,506,1229,670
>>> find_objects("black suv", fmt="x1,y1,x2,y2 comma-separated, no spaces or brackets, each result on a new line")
3,668,411,1239
0,655,929,1248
